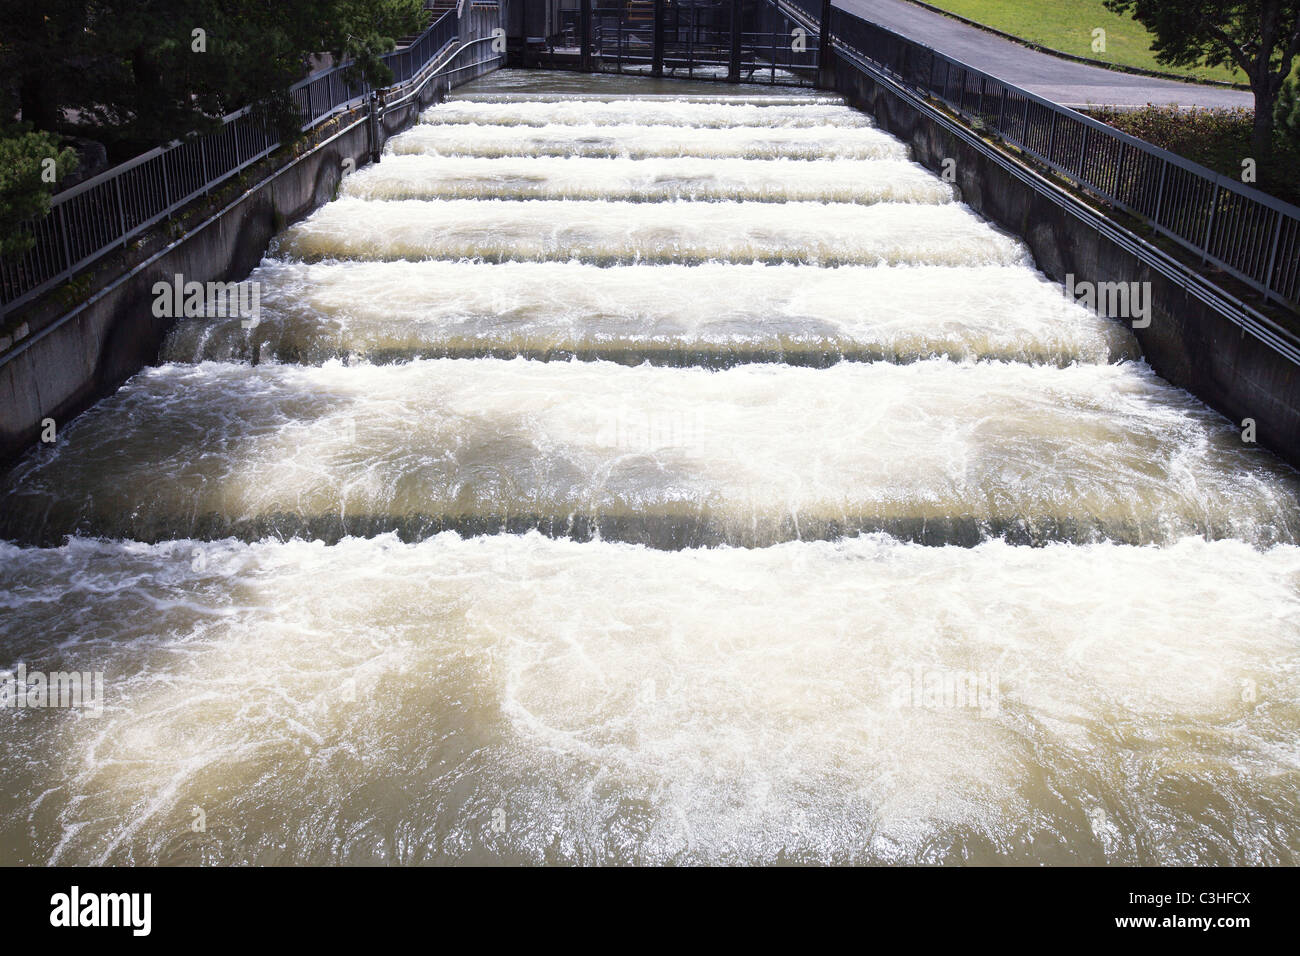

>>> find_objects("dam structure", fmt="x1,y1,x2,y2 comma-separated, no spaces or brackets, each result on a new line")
2,64,1300,865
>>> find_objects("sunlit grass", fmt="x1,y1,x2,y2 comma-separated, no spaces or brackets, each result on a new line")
915,0,1243,84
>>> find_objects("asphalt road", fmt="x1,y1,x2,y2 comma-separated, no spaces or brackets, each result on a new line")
834,0,1255,109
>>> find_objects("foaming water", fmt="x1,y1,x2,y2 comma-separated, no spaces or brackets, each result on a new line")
6,69,1300,869
2,532,1298,865
341,155,953,204
389,121,910,161
274,198,1029,267
4,359,1296,548
420,99,872,128
161,261,1137,366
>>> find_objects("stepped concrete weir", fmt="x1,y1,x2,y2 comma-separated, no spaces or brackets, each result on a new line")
2,71,1299,866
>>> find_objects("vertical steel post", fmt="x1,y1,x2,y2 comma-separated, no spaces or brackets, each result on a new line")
580,0,593,72
652,0,665,77
1153,161,1169,223
1264,210,1285,300
818,0,835,89
728,0,743,84
687,5,694,78
1202,181,1221,263
114,177,128,249
57,204,73,274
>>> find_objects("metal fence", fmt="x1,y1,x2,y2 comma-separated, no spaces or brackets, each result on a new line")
586,2,817,85
1,10,462,316
819,5,1299,309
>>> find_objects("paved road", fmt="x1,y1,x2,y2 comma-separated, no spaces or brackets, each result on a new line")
834,0,1254,109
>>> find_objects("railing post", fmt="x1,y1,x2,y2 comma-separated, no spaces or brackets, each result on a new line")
114,177,128,250
56,204,73,274
652,0,665,77
770,23,777,84
1153,160,1169,223
818,0,835,89
366,90,381,164
687,5,694,78
1264,210,1285,299
160,156,172,219
728,0,743,83
1202,180,1221,262
580,0,593,72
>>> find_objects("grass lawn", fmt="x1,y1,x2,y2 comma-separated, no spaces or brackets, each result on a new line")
913,0,1244,84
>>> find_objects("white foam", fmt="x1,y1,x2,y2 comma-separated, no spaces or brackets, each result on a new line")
2,532,1298,864
388,121,909,161
274,198,1030,267
420,99,873,128
342,155,953,204
4,359,1296,546
161,260,1136,366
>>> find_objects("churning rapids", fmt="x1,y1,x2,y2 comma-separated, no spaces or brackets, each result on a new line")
2,71,1299,866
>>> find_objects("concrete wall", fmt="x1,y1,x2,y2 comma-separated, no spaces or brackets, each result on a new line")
830,59,1300,471
0,21,501,467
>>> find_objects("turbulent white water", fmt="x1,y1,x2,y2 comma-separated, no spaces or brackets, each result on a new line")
341,155,954,204
2,532,1299,865
4,358,1297,547
275,198,1027,266
161,261,1137,366
419,99,872,128
389,122,911,161
3,71,1299,866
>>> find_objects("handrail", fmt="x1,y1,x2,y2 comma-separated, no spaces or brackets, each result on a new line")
0,32,504,372
831,37,1300,369
1,9,461,316
780,0,1299,310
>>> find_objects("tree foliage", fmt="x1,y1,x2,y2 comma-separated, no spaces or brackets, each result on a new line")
0,126,78,257
0,0,425,259
0,0,428,152
1102,1,1300,158
1278,75,1300,147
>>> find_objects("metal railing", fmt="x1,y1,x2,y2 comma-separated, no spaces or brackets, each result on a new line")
806,4,1299,309
588,2,817,84
1,10,462,316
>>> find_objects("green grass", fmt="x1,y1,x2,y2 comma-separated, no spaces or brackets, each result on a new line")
914,0,1244,84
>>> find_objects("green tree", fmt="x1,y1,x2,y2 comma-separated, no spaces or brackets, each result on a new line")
0,0,428,149
1277,75,1300,147
0,127,78,257
0,0,425,256
1103,1,1300,161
